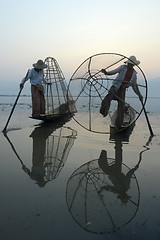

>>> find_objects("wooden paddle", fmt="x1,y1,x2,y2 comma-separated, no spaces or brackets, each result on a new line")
2,70,29,132
140,99,154,136
143,106,154,136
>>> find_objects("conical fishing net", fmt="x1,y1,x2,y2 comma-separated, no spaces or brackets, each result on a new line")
43,57,76,117
67,53,147,133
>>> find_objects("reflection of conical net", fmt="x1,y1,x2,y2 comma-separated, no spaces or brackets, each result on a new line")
66,158,140,234
44,57,76,116
4,123,77,187
44,126,77,181
67,53,147,133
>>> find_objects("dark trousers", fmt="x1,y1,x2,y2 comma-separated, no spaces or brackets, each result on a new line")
31,85,45,115
100,85,126,128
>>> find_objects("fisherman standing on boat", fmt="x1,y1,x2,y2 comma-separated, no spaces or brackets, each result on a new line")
20,59,49,117
100,55,143,128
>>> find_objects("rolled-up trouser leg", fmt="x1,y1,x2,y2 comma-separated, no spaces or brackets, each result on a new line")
100,86,118,117
115,86,126,129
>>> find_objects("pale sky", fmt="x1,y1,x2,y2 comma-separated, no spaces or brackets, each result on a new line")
0,0,160,88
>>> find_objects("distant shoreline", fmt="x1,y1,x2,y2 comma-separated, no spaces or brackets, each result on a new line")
0,94,31,97
0,95,160,99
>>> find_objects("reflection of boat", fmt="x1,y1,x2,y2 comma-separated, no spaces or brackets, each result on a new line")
31,57,77,121
110,116,135,142
4,121,77,187
110,106,136,133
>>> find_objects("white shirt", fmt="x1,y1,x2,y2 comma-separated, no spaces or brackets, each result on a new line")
106,65,138,93
21,68,47,85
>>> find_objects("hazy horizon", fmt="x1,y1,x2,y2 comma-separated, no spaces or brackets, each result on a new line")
0,76,159,98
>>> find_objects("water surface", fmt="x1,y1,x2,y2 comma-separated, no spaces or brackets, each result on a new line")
0,96,160,240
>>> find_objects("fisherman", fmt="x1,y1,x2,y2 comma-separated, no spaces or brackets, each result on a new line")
20,59,49,117
100,55,143,128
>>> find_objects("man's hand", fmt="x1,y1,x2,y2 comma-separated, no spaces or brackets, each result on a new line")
20,83,24,89
139,94,143,103
101,69,107,75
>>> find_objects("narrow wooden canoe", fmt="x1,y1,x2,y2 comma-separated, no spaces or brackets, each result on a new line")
110,106,136,133
30,100,77,121
29,112,73,121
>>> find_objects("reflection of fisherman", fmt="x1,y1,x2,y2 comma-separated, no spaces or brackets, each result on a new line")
22,126,54,187
98,150,138,204
100,56,143,129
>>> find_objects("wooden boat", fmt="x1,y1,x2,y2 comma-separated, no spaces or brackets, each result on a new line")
110,106,136,133
30,100,76,121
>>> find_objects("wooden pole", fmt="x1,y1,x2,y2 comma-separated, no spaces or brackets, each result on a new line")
143,106,154,136
2,70,29,132
140,98,154,136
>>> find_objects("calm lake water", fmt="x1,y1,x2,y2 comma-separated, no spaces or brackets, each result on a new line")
0,96,160,240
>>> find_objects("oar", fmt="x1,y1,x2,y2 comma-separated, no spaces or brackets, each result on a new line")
143,106,154,136
140,99,154,136
2,70,29,132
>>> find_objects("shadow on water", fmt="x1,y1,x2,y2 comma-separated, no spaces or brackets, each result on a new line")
66,124,153,234
3,116,77,187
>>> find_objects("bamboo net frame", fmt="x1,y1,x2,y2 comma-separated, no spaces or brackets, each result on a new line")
43,57,76,117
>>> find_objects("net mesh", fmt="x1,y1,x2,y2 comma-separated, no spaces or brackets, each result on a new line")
44,126,77,181
30,125,77,186
43,57,76,116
